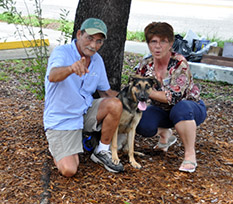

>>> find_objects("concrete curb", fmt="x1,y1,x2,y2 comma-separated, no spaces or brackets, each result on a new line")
0,39,50,50
0,44,56,60
189,62,233,84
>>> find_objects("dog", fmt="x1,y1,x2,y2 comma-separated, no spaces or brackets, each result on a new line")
83,75,159,169
110,74,159,169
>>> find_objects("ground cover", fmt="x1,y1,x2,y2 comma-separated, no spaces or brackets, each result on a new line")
0,53,232,204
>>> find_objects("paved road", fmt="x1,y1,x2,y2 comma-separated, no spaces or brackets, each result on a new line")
0,0,233,40
129,0,233,40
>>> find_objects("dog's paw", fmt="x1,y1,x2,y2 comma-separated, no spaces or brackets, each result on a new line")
130,157,142,169
130,161,142,169
112,158,120,165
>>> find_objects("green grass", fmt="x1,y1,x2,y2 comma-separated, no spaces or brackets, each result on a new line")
0,59,46,99
198,79,233,101
0,12,73,35
122,53,143,85
1,58,232,102
0,71,9,81
0,12,55,27
127,30,145,42
200,92,216,99
1,12,233,47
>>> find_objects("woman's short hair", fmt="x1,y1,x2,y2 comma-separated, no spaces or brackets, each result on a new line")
144,22,174,44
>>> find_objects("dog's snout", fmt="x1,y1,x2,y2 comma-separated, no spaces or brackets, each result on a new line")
140,97,147,102
138,92,149,102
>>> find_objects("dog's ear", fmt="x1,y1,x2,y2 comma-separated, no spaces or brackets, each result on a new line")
146,76,161,89
128,75,133,84
128,74,142,85
119,85,129,95
128,74,136,85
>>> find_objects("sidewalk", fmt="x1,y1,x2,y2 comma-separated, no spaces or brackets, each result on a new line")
0,22,232,84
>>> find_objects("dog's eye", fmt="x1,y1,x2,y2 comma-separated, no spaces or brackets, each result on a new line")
136,84,141,89
145,84,151,89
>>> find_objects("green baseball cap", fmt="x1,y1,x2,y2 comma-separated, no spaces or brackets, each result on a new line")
80,18,107,39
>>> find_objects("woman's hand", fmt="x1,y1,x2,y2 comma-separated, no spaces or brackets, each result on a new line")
149,90,168,103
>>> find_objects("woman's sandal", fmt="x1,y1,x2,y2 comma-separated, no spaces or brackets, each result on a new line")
154,135,177,152
179,160,197,173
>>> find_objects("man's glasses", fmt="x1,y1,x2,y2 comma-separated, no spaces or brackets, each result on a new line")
85,35,104,46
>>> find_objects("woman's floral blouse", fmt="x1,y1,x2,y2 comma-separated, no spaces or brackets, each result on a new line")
135,53,201,110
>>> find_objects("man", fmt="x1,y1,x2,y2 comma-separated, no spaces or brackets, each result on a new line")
43,18,124,177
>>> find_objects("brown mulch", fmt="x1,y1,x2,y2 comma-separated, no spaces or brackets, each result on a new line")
0,53,233,204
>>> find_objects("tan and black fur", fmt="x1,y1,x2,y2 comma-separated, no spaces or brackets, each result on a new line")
111,75,158,169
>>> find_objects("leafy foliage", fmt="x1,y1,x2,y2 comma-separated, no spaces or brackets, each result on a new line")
127,30,145,42
0,0,48,98
0,0,73,99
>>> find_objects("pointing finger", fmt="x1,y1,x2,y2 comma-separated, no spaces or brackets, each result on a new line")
80,57,86,67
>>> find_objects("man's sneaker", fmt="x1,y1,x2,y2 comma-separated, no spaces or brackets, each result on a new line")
90,150,124,173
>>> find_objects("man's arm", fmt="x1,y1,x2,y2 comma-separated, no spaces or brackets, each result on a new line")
49,57,89,82
98,89,119,98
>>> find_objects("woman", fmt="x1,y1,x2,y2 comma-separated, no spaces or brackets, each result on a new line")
135,22,207,173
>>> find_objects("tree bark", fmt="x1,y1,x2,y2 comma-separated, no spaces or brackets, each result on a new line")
72,0,132,91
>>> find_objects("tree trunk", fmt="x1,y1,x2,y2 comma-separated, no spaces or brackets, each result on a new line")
72,0,132,91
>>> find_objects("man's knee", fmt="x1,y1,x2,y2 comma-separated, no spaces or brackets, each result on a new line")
106,97,123,115
59,163,78,177
56,156,79,177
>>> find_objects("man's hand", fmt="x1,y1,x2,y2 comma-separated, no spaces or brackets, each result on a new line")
70,57,89,76
49,57,90,82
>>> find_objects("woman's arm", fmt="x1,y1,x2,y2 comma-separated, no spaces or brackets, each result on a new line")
149,90,168,103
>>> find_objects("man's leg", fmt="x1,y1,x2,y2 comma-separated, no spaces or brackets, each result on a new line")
96,97,123,144
87,97,124,172
46,129,83,177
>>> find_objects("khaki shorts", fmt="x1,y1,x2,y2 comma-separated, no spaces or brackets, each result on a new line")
46,98,103,162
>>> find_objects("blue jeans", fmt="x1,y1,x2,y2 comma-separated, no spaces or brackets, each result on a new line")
136,100,207,137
